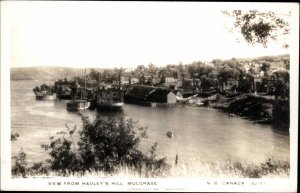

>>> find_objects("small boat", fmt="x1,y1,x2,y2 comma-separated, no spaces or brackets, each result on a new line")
166,131,173,138
66,100,90,111
33,84,56,100
44,93,57,100
195,101,204,107
228,113,236,117
35,92,44,100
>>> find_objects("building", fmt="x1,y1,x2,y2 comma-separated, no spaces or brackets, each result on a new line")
125,85,177,104
120,76,130,84
129,77,139,85
165,77,177,83
148,89,177,104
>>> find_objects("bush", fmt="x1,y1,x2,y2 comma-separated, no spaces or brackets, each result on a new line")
11,133,19,141
40,114,170,177
12,148,28,177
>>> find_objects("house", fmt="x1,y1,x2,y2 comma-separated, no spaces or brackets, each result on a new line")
165,77,176,83
253,77,274,93
129,77,139,85
148,89,177,104
173,90,183,98
227,78,239,91
125,85,155,102
120,76,130,84
217,78,238,91
124,85,176,104
152,76,161,85
182,79,194,88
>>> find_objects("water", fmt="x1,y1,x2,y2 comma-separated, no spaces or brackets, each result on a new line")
11,81,290,166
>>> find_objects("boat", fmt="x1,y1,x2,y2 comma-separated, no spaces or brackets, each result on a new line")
44,93,57,100
95,86,124,110
35,92,45,100
54,79,76,99
95,69,124,110
66,70,90,111
166,131,173,138
66,100,90,111
195,100,204,107
33,85,57,100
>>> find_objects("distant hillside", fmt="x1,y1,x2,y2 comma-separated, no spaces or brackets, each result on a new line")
10,66,105,81
237,54,290,68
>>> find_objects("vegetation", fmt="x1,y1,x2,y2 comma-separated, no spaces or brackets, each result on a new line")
12,114,170,178
223,10,290,48
11,133,19,141
170,158,289,178
12,147,289,178
207,93,289,127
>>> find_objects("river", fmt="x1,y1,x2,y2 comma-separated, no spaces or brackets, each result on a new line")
11,81,290,167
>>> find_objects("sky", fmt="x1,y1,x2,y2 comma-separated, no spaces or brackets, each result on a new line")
2,2,296,69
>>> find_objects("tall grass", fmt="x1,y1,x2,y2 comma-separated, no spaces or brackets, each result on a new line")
12,156,289,178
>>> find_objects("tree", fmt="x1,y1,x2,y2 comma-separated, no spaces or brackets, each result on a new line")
283,58,290,70
238,72,254,93
42,114,169,176
261,62,271,74
135,65,146,76
89,69,99,81
158,68,167,83
223,10,290,47
148,63,158,75
218,67,240,90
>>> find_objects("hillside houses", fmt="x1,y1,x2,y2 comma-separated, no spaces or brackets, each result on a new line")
84,55,289,102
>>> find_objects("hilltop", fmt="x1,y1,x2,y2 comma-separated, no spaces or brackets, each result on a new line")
10,66,105,81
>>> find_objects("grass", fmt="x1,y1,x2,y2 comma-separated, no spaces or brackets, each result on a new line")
12,158,289,179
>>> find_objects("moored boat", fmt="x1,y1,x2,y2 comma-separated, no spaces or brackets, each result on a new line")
44,93,57,100
54,79,76,100
66,69,91,111
195,100,204,107
35,92,45,100
95,86,124,110
66,100,90,111
33,85,56,100
166,131,173,138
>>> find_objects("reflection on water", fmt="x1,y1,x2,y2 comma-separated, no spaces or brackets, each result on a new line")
11,81,290,166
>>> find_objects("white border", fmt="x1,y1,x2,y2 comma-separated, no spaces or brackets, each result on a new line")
1,2,298,192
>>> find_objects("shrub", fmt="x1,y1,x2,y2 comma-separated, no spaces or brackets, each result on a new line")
12,148,28,177
41,114,170,177
11,133,19,141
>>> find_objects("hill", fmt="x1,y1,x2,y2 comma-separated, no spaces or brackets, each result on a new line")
10,66,105,81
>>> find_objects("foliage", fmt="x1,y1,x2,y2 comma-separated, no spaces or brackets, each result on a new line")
237,72,253,93
11,133,19,141
219,158,289,178
40,114,170,177
223,10,290,47
218,67,239,81
261,62,271,73
89,69,100,81
12,148,28,177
